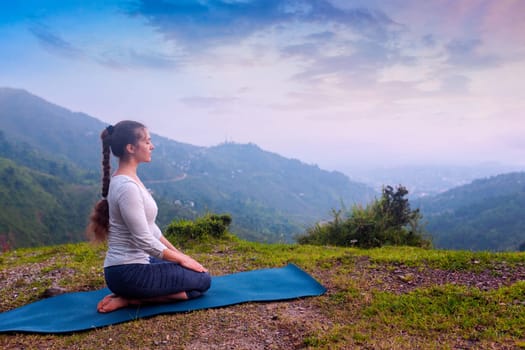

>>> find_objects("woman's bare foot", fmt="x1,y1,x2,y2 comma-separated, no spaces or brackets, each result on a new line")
97,294,114,311
96,291,189,313
97,294,130,313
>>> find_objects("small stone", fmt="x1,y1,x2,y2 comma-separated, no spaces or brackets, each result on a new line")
397,273,414,283
41,286,67,298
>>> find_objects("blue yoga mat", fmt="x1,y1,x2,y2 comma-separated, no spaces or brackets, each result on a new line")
0,264,325,334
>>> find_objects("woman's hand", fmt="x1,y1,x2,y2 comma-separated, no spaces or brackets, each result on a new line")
162,248,208,273
179,254,208,273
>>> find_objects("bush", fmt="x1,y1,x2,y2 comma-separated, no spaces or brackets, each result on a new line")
297,185,431,249
164,213,233,248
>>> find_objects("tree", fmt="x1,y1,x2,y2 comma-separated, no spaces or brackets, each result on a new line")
297,185,431,249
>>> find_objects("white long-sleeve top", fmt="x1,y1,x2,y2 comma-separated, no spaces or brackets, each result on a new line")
103,175,167,267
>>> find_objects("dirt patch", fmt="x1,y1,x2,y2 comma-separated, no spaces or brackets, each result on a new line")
366,260,525,294
182,301,326,350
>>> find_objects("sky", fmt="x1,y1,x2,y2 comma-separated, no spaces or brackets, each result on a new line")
1,0,525,173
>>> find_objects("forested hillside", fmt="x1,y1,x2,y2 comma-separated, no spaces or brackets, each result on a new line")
0,128,99,248
0,157,96,248
417,172,525,251
0,87,375,248
148,142,374,241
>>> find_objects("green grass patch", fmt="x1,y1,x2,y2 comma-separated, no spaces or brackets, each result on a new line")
229,240,353,271
365,282,525,341
0,242,106,268
354,246,525,271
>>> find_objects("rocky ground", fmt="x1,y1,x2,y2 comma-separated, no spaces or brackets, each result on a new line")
353,256,525,294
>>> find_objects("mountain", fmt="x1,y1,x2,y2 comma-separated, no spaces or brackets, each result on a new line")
416,172,525,251
147,142,375,241
344,163,524,198
0,87,193,179
0,87,375,247
0,157,97,248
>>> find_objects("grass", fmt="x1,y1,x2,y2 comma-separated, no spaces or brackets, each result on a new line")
355,245,525,271
365,283,525,338
1,236,524,349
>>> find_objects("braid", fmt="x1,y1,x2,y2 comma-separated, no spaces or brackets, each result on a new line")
101,131,111,198
86,121,145,242
86,127,113,242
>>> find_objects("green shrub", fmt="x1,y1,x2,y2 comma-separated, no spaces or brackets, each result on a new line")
164,213,232,247
297,185,431,249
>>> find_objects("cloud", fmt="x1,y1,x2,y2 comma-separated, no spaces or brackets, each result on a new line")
96,48,179,70
439,74,470,94
445,38,500,68
128,0,400,46
421,34,436,47
289,38,416,89
124,0,410,91
180,96,238,109
305,30,335,41
29,23,84,59
281,42,320,59
127,0,283,46
28,20,179,71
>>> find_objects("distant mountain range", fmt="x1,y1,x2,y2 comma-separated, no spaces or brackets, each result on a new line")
2,87,524,251
0,87,375,248
417,172,525,251
345,164,524,198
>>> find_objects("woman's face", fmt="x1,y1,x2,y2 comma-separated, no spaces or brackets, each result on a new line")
130,128,154,163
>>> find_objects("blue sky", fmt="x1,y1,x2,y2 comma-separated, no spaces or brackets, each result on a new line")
1,0,524,172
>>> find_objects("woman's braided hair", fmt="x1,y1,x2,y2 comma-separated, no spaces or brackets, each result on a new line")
86,120,145,241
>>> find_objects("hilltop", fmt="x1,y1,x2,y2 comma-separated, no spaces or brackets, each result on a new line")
1,238,524,349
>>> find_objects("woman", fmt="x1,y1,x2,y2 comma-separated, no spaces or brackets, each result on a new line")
87,120,211,313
